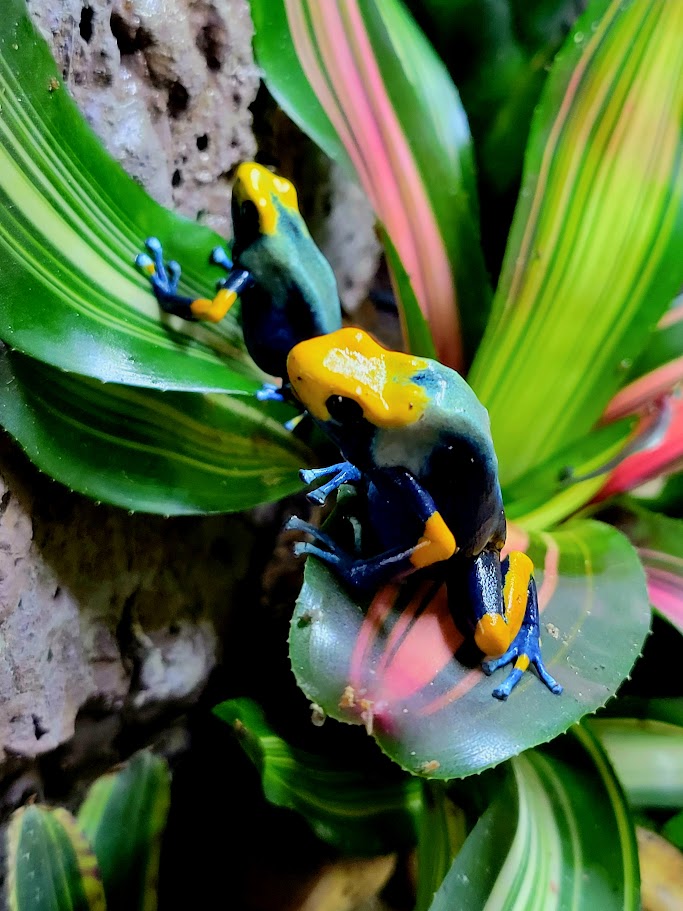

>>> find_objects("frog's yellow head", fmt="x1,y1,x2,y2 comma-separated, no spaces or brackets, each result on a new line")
232,162,299,236
287,328,430,429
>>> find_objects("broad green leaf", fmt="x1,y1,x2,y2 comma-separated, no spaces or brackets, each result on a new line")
589,719,683,810
603,499,683,634
635,472,683,521
251,0,490,369
7,805,106,911
0,0,263,393
78,752,170,911
213,697,421,855
414,781,466,911
290,495,650,778
469,0,683,486
0,348,308,513
378,226,436,359
428,727,639,910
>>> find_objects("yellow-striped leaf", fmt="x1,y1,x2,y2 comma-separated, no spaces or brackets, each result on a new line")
78,752,170,911
6,805,106,911
469,0,683,486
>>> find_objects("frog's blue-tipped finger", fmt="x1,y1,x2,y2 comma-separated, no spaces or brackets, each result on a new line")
167,260,181,293
135,253,155,275
533,657,563,695
492,667,524,701
285,516,340,551
300,463,349,484
255,383,286,403
284,414,305,433
210,245,233,272
144,237,168,285
294,542,344,566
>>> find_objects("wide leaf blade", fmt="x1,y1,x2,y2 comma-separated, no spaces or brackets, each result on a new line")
429,727,639,910
251,0,490,369
469,0,683,485
0,348,308,514
213,697,421,855
290,502,650,779
77,751,170,911
0,0,262,393
7,805,106,911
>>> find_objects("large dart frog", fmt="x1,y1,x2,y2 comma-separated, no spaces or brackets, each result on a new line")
285,327,562,701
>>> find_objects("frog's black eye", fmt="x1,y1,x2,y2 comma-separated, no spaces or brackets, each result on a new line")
325,395,364,424
238,198,261,241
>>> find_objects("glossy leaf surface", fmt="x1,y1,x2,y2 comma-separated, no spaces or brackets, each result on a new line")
214,697,421,855
429,727,639,910
7,805,105,911
290,502,650,778
0,348,308,513
251,0,490,369
0,0,262,394
589,719,683,809
469,0,683,485
78,752,170,911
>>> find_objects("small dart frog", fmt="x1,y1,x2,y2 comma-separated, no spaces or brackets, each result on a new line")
137,162,342,385
285,327,562,701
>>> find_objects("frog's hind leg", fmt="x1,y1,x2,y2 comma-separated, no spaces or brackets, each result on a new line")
299,462,362,505
468,550,562,700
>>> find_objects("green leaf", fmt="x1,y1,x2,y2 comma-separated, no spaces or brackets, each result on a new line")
469,0,683,486
7,805,106,911
0,348,308,513
378,226,436,360
0,0,262,393
213,697,421,855
662,810,683,850
77,752,170,911
290,496,650,779
250,0,490,369
589,719,683,810
428,727,640,910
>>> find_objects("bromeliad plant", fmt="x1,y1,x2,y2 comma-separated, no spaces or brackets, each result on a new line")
0,0,682,906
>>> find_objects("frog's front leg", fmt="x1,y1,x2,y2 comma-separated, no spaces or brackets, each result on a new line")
288,468,456,591
136,237,253,323
467,550,562,700
299,462,362,505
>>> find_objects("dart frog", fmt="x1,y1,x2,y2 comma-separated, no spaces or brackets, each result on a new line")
285,327,562,701
137,162,341,386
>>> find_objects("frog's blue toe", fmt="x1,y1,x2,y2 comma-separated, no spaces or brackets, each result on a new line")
300,461,361,505
210,245,234,272
256,382,286,402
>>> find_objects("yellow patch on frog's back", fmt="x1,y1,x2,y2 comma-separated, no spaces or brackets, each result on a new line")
287,328,430,428
233,162,299,235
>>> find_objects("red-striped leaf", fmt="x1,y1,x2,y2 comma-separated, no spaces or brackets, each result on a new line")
290,501,650,779
250,0,490,369
605,500,683,635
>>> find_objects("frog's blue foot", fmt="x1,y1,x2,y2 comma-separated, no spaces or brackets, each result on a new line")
256,382,286,403
287,515,418,593
482,619,563,701
210,245,233,273
300,462,362,505
136,237,196,319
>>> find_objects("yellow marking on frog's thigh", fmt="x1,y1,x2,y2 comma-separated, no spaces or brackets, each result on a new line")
287,328,429,428
515,654,530,672
190,288,237,323
410,513,456,569
503,551,533,640
475,613,511,656
233,162,299,235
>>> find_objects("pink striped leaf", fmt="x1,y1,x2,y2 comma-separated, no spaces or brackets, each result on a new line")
250,0,491,369
290,509,650,779
606,500,683,635
604,297,683,423
468,0,683,487
597,395,683,501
